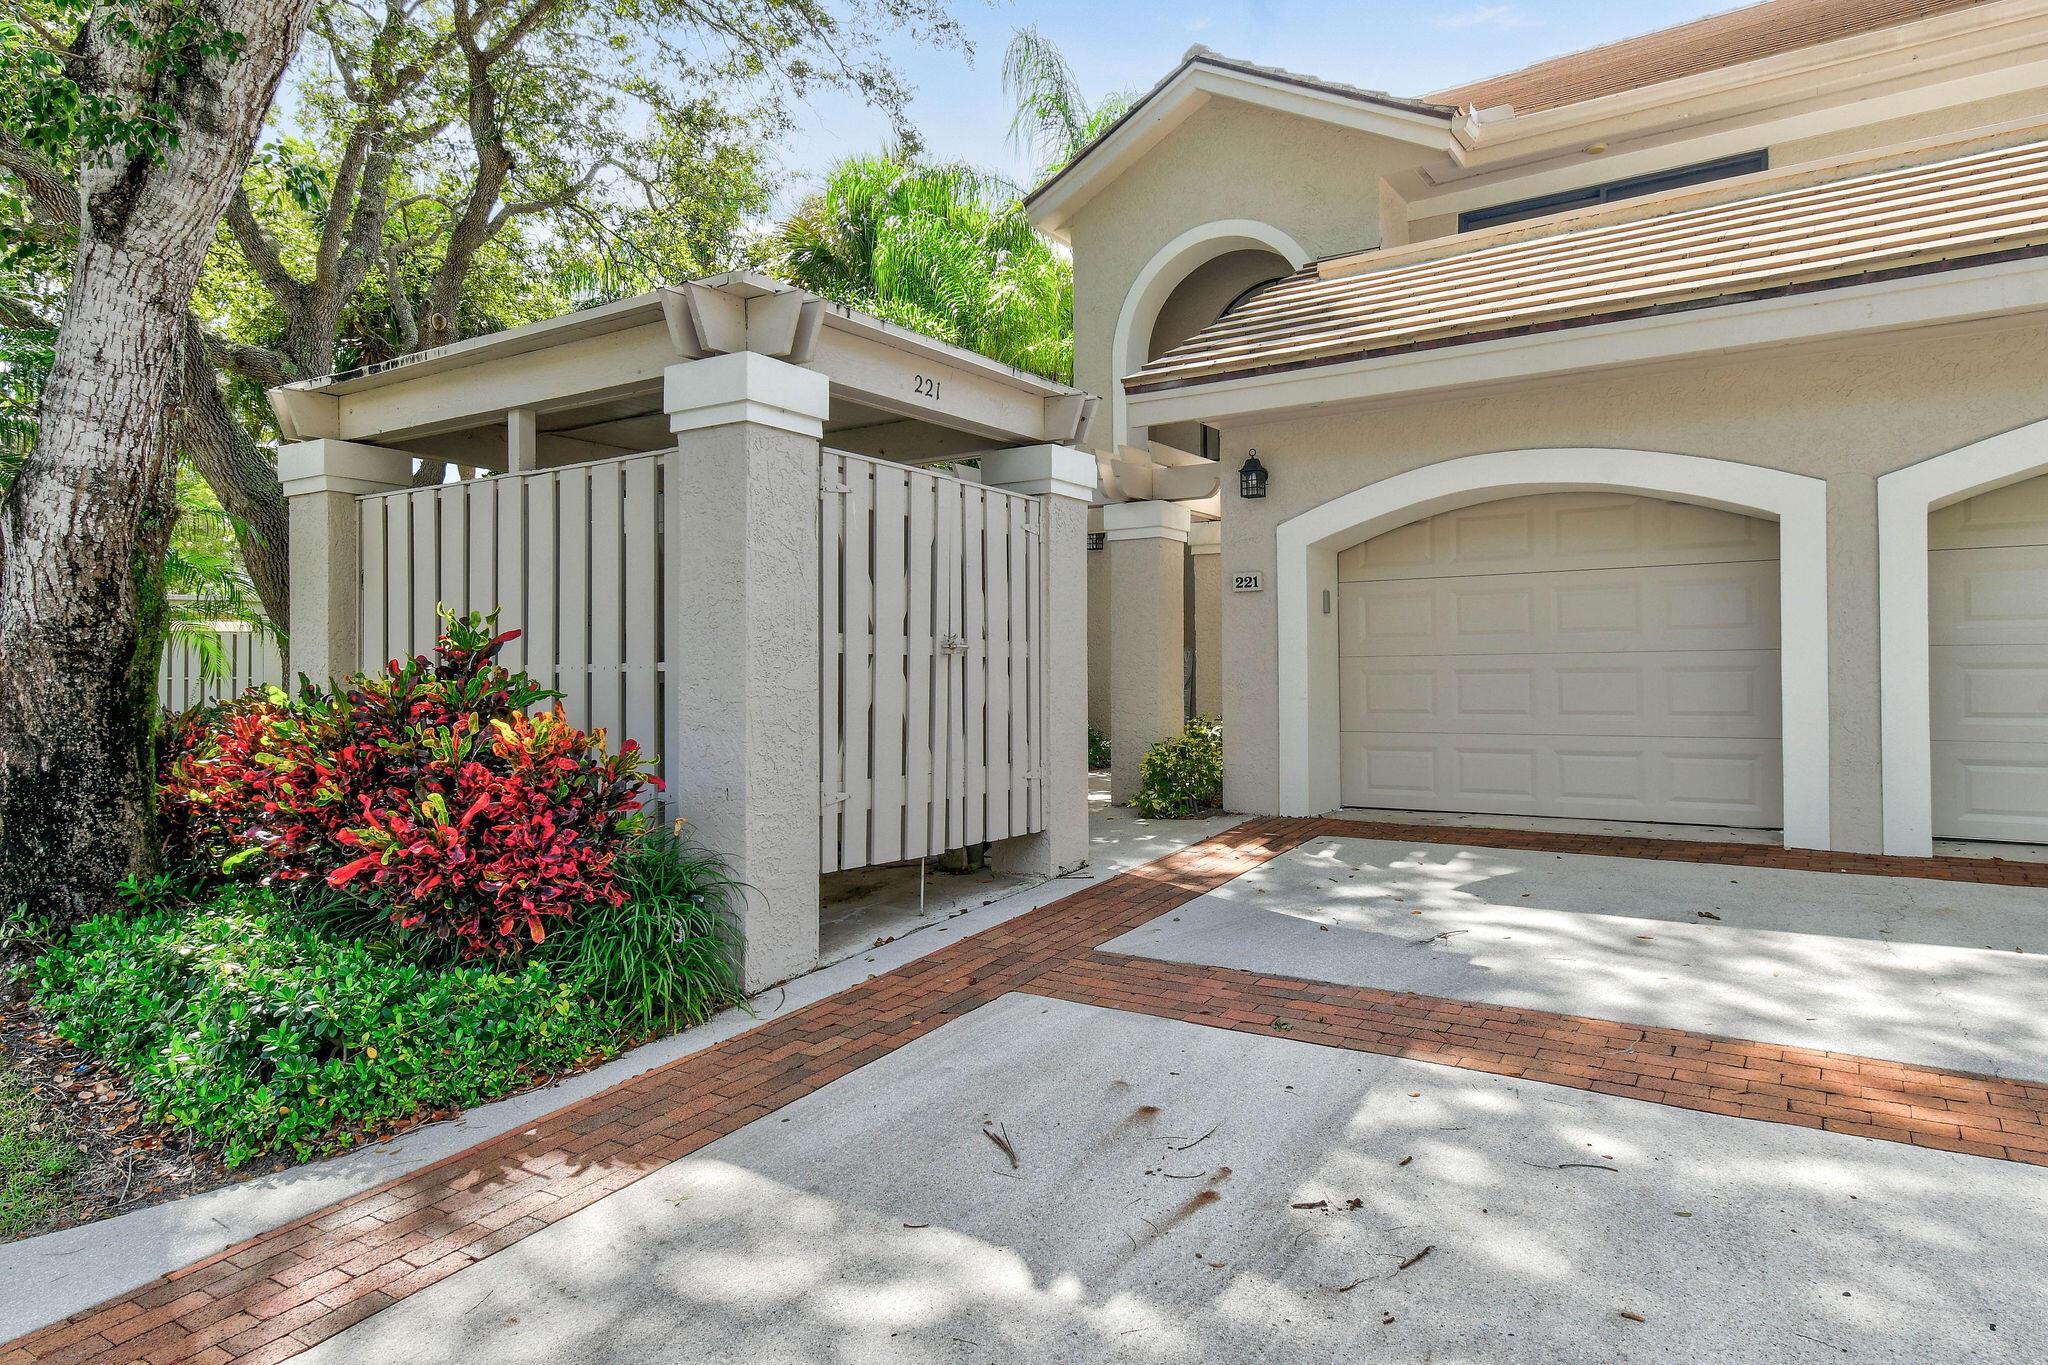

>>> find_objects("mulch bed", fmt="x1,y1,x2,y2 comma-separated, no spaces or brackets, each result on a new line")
0,969,298,1240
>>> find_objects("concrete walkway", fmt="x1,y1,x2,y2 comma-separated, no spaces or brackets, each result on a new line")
7,812,2048,1363
0,775,1235,1342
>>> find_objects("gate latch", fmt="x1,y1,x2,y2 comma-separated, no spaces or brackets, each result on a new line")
940,634,969,655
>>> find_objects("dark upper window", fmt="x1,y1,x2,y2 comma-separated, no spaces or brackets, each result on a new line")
1458,151,1768,232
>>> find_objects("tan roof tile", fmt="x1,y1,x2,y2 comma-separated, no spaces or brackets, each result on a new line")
1429,0,1994,114
1125,133,2048,391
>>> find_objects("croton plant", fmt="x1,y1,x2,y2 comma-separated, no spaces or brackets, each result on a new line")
159,609,660,957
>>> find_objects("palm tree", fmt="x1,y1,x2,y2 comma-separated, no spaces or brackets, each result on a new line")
1002,26,1137,185
767,151,1075,381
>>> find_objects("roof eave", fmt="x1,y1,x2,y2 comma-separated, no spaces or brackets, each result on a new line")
1024,55,1454,240
1439,0,2048,166
1121,251,2048,428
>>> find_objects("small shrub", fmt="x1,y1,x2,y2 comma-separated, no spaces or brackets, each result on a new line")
159,608,658,958
34,885,632,1167
1128,716,1223,818
1087,726,1111,769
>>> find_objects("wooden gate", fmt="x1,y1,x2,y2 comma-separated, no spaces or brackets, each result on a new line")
355,452,667,773
820,451,1045,873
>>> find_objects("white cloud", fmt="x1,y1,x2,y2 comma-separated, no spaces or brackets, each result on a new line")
1434,4,1539,30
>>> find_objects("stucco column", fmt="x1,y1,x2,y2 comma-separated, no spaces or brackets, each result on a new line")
1188,520,1222,718
277,439,413,686
1104,499,1191,803
664,351,831,992
1087,508,1110,739
980,445,1098,876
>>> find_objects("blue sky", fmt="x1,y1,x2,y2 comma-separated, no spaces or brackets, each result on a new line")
780,0,1743,195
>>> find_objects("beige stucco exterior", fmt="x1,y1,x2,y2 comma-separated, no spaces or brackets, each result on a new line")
1207,320,2048,853
1034,3,2048,855
1066,99,1411,425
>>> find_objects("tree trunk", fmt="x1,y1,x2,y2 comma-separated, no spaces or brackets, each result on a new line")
0,0,317,922
179,338,291,626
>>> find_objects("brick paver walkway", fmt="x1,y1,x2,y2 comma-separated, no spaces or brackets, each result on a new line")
8,818,2046,1364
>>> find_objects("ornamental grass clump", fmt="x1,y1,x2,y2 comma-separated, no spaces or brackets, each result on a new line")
159,608,659,958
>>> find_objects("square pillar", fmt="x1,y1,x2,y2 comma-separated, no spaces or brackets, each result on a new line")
980,445,1098,877
664,351,831,992
1103,499,1191,803
1188,520,1222,719
277,439,413,686
1087,508,1111,738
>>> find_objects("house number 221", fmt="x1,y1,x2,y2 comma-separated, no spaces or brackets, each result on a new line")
913,373,942,402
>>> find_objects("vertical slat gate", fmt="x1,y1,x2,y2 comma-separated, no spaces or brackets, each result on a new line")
820,452,1049,875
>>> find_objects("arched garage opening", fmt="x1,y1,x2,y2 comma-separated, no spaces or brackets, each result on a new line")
1879,418,2048,856
1275,450,1833,849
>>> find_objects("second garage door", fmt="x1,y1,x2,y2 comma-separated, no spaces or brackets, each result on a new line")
1929,472,2048,844
1338,491,1783,827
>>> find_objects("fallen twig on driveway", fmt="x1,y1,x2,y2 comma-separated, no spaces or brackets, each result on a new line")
1396,1245,1434,1273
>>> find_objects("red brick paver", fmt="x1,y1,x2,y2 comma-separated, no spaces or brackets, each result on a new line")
0,823,1312,1365
7,816,2045,1364
1028,951,2048,1167
1315,817,2048,885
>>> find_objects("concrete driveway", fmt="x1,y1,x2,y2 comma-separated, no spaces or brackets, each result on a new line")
11,820,2048,1364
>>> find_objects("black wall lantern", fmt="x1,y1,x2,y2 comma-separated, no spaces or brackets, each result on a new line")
1237,449,1269,500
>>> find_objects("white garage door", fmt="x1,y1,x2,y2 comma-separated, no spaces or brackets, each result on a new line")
1338,492,1783,827
1929,473,2048,843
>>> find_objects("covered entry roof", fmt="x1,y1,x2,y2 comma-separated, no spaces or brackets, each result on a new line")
270,271,1096,468
1125,125,2048,393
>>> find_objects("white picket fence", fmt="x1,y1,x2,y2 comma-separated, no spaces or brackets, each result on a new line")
355,451,667,760
158,626,285,712
819,451,1045,873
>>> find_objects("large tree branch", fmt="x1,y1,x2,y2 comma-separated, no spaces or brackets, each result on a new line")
314,124,378,280
202,331,297,388
0,133,79,235
178,322,293,628
488,156,616,231
225,186,305,307
382,244,420,352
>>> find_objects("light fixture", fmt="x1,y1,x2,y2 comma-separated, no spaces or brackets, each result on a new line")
1087,531,1105,552
1238,449,1269,500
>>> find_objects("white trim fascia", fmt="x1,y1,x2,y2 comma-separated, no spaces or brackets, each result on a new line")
979,444,1100,502
1444,0,2048,167
1876,417,2048,856
1102,499,1193,543
1273,449,1831,848
1401,91,2048,237
1028,64,1453,239
1126,254,2048,430
276,439,416,497
1111,219,1313,450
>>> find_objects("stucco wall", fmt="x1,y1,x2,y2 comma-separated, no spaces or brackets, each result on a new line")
1210,321,2048,853
1066,99,1412,434
1087,546,1111,736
